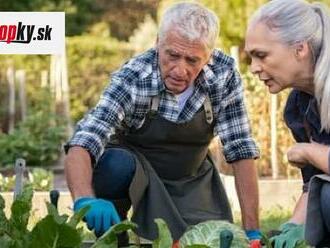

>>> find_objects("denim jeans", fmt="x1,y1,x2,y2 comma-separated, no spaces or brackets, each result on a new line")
92,148,136,200
320,182,330,233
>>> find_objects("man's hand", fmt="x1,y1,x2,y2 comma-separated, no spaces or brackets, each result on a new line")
74,197,121,237
270,222,305,248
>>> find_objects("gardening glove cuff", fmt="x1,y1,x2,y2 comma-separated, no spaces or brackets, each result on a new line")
279,222,299,233
245,229,262,240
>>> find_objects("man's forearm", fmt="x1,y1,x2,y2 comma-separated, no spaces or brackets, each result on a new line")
65,146,95,200
232,159,259,230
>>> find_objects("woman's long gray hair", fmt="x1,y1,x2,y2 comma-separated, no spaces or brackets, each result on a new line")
250,0,330,132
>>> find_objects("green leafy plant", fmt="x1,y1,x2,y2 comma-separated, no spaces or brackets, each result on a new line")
0,111,66,168
0,168,53,191
152,218,173,248
0,187,311,247
27,168,53,191
0,185,88,247
0,173,16,191
0,185,137,248
92,221,137,248
179,220,249,248
0,185,34,247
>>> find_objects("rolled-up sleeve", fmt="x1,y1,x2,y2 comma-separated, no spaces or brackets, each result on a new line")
215,69,259,163
67,73,132,163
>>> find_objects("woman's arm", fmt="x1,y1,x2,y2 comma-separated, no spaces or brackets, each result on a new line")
287,142,330,174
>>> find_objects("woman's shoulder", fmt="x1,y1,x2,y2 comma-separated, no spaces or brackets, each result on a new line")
284,90,313,116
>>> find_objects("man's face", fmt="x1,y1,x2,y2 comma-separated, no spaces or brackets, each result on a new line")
245,22,302,94
157,30,211,94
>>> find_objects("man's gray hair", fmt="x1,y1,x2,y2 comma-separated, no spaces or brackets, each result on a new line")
250,0,330,132
158,2,219,51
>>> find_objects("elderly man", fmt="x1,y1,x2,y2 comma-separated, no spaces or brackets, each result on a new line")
65,2,260,245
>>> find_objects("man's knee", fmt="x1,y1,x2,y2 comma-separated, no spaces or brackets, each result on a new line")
97,148,136,176
93,148,136,199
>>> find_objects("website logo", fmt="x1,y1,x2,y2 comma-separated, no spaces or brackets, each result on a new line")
0,12,64,54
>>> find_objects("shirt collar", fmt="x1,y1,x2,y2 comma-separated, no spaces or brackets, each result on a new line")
199,51,218,92
152,49,166,95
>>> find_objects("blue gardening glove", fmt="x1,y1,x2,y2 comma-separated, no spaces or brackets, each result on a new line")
270,222,305,248
245,229,262,241
74,197,121,237
246,229,262,248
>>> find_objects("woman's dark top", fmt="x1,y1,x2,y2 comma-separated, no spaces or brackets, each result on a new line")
284,90,330,192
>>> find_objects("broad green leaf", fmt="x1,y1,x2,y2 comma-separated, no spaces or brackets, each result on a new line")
14,185,33,204
186,245,210,248
0,194,10,237
152,218,173,248
92,220,137,248
0,234,13,248
0,194,5,209
295,240,310,248
30,215,82,248
67,205,90,228
180,220,249,248
46,202,68,224
9,186,33,233
261,232,272,248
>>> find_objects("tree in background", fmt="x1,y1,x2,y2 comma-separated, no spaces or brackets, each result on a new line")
0,0,99,36
0,0,158,38
93,0,158,41
129,15,158,54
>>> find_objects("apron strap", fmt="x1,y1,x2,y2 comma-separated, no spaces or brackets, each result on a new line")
151,95,160,111
204,95,213,124
150,95,160,115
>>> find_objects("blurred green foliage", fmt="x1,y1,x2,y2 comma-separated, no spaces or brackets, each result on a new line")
27,168,54,191
0,168,53,191
0,0,158,39
243,73,299,178
234,206,291,234
0,84,67,167
0,0,98,36
0,111,66,167
66,36,133,121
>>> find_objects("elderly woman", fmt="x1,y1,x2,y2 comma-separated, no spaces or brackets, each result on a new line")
245,0,330,247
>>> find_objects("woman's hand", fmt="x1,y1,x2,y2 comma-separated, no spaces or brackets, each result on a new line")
287,142,330,173
287,143,310,168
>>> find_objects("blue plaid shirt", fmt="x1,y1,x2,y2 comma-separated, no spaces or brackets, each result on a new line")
68,48,259,163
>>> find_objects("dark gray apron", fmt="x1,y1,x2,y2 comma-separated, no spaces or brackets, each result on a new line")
118,95,233,240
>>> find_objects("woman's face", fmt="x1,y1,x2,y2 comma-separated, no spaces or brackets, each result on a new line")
245,22,304,94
